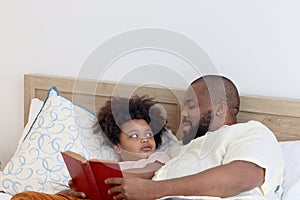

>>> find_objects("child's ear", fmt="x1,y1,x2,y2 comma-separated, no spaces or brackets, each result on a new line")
114,144,122,154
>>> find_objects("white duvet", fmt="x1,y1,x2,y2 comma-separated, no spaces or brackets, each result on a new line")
0,193,11,200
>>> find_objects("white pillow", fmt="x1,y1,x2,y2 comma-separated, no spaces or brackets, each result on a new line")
0,87,118,195
280,140,300,199
16,98,44,150
28,98,44,123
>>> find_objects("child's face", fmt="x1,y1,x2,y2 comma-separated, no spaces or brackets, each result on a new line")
115,119,156,156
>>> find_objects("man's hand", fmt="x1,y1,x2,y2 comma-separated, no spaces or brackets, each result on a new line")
106,177,156,200
57,180,87,199
105,161,265,199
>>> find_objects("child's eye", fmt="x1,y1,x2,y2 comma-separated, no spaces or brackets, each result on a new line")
129,133,139,138
145,132,154,138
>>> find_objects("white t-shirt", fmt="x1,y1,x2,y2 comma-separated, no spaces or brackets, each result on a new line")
153,121,284,200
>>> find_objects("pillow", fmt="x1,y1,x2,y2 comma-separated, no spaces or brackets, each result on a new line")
16,98,44,151
0,87,118,195
280,140,300,200
28,98,44,123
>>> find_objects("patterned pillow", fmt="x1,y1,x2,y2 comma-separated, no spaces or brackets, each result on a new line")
0,87,119,195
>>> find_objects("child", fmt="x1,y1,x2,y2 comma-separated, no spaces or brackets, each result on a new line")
96,95,170,178
11,95,171,200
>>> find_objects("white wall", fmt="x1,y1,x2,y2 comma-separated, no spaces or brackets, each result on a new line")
0,0,300,166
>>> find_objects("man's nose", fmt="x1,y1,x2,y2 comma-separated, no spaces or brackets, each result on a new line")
181,109,188,117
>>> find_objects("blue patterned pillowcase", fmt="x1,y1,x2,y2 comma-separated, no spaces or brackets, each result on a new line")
0,87,119,195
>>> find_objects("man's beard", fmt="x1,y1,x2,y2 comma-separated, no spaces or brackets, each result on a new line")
182,111,213,145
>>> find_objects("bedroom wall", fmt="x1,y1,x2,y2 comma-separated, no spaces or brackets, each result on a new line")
0,0,299,166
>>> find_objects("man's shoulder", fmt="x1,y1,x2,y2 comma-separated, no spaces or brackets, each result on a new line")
230,120,270,131
235,120,265,127
224,120,276,140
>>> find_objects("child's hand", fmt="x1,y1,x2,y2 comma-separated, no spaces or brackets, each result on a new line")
57,180,87,199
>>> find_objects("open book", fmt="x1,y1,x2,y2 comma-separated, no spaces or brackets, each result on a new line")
61,151,123,200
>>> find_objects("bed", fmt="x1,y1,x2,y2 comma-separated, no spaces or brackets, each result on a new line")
1,74,300,200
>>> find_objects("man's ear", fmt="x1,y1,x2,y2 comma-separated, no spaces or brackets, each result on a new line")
216,101,227,116
114,144,122,154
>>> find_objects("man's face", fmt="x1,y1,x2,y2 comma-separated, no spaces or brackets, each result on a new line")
181,83,213,144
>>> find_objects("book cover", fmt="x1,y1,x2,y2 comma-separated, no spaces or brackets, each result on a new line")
61,151,123,200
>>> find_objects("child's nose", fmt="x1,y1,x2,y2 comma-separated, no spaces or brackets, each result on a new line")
140,137,149,143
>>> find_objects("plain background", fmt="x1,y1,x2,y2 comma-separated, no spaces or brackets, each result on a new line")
1,0,299,166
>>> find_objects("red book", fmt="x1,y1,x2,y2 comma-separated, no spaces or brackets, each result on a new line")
61,151,123,200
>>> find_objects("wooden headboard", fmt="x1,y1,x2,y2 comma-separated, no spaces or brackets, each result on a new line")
24,74,185,136
237,95,300,141
24,74,300,142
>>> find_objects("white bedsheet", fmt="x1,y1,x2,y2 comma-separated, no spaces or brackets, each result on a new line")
0,193,11,200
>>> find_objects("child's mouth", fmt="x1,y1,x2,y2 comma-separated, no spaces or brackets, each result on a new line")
141,145,153,152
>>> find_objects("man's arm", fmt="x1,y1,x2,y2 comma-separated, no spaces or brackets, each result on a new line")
106,160,265,200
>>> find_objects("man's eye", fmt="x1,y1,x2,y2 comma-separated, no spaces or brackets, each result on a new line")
188,105,196,110
129,133,139,138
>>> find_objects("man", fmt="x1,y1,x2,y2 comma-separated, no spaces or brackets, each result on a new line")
106,75,284,200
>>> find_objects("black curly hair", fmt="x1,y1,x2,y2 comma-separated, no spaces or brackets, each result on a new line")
96,95,167,149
